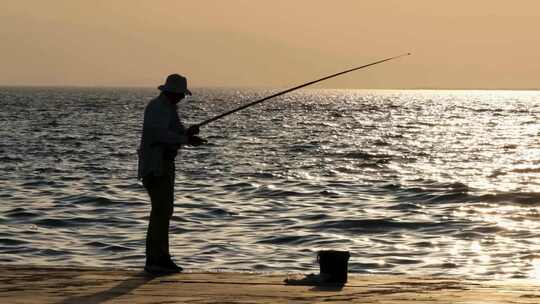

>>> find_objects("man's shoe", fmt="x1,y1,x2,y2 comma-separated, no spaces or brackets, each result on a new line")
163,258,183,273
144,263,174,275
144,259,183,275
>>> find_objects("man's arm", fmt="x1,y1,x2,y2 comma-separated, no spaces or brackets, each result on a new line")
144,104,189,146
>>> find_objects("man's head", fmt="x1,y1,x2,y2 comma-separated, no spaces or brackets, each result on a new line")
163,91,186,104
158,74,192,104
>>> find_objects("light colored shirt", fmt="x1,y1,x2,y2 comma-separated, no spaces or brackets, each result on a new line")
137,94,189,179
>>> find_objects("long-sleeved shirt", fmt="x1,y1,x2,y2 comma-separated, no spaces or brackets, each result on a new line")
137,94,189,179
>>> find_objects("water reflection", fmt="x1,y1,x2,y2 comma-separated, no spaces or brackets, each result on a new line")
530,259,540,280
1,88,540,279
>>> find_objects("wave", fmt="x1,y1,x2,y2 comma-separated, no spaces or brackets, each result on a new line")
5,208,39,219
307,219,444,233
390,181,471,204
511,167,540,173
476,192,540,205
59,195,118,206
391,180,540,206
0,155,24,162
328,151,392,160
0,238,30,246
257,234,313,245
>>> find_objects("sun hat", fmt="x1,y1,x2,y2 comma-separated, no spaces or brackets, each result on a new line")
158,74,192,95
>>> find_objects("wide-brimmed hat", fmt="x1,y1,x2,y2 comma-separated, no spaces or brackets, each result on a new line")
158,74,192,95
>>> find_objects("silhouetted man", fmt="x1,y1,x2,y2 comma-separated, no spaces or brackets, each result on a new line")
138,74,205,274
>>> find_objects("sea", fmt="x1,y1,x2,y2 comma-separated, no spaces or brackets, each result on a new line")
1,87,540,280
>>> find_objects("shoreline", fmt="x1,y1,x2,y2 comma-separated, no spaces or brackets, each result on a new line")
2,266,540,303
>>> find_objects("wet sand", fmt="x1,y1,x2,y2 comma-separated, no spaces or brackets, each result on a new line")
1,266,540,303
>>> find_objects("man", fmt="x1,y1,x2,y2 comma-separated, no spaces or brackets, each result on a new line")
138,74,206,274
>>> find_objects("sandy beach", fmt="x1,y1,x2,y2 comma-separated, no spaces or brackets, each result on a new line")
1,266,540,303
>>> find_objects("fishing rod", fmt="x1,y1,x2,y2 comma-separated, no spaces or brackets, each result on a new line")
195,53,411,128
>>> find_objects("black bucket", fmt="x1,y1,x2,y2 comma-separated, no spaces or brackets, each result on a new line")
317,250,350,284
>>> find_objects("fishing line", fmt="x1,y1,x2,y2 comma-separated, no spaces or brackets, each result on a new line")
196,53,411,127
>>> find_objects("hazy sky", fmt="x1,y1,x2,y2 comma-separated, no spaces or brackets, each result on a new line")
2,1,539,89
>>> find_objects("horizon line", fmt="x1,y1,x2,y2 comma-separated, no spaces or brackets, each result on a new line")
1,85,540,92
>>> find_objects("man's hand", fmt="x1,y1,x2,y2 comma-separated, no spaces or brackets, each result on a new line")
186,125,200,136
188,135,207,147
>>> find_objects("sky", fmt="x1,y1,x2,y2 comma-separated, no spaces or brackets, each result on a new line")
1,1,539,89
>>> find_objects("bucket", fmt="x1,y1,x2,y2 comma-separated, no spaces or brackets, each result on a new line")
317,250,350,284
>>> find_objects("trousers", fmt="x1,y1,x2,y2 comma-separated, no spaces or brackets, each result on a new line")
142,162,175,263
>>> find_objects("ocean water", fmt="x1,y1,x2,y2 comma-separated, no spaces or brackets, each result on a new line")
1,87,540,279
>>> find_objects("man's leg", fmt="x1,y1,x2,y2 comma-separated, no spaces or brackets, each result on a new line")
144,173,174,265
